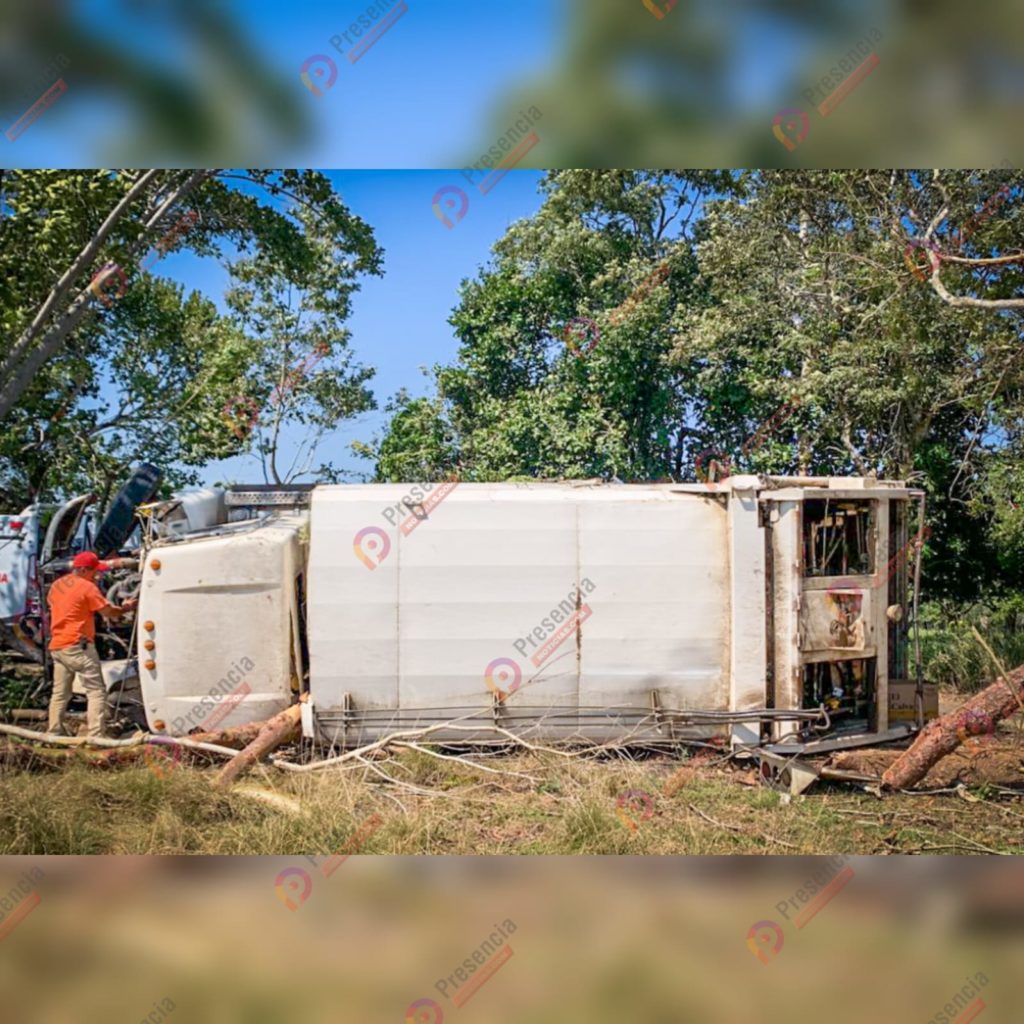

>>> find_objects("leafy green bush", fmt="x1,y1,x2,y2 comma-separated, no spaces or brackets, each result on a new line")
920,594,1024,692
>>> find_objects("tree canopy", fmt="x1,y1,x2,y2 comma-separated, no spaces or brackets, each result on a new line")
0,169,382,507
371,169,1024,601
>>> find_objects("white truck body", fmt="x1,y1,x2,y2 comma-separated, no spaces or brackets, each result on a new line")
135,478,925,750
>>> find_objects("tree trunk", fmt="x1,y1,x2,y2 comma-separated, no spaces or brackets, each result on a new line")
188,719,273,749
881,663,1024,790
212,703,302,789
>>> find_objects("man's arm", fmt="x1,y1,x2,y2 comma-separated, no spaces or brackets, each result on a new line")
97,597,136,620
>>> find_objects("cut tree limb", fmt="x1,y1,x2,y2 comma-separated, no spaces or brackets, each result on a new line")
188,719,273,750
881,662,1024,791
212,703,303,789
0,723,145,747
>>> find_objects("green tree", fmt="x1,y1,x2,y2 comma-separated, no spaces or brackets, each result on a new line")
223,205,379,485
371,170,738,482
0,169,383,504
677,169,1023,599
374,168,1023,604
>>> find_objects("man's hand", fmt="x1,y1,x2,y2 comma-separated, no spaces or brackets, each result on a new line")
100,598,137,620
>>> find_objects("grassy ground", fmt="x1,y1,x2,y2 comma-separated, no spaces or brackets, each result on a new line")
1,745,1021,855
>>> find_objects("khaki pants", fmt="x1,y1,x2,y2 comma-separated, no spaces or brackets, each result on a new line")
49,643,107,738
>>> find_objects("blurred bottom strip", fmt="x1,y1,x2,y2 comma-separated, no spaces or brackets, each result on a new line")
0,855,1019,1024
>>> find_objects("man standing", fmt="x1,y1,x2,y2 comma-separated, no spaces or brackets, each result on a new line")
47,551,136,738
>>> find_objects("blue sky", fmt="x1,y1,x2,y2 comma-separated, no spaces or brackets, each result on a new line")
165,169,547,486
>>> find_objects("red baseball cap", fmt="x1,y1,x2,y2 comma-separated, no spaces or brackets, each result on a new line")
72,551,110,571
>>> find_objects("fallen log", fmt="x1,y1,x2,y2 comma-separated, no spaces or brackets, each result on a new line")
881,663,1024,791
187,719,270,750
212,702,303,789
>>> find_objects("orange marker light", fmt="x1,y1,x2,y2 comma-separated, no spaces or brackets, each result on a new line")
144,659,156,670
153,720,166,731
150,559,162,570
143,640,155,651
143,621,155,632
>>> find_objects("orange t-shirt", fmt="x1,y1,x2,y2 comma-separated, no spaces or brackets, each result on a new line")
47,574,109,650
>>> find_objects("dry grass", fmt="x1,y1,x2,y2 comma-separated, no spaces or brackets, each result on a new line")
0,746,1022,855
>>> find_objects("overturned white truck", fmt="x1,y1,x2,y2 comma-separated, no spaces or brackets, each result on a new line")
136,478,930,752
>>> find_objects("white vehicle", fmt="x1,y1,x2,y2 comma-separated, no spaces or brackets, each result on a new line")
135,477,930,752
